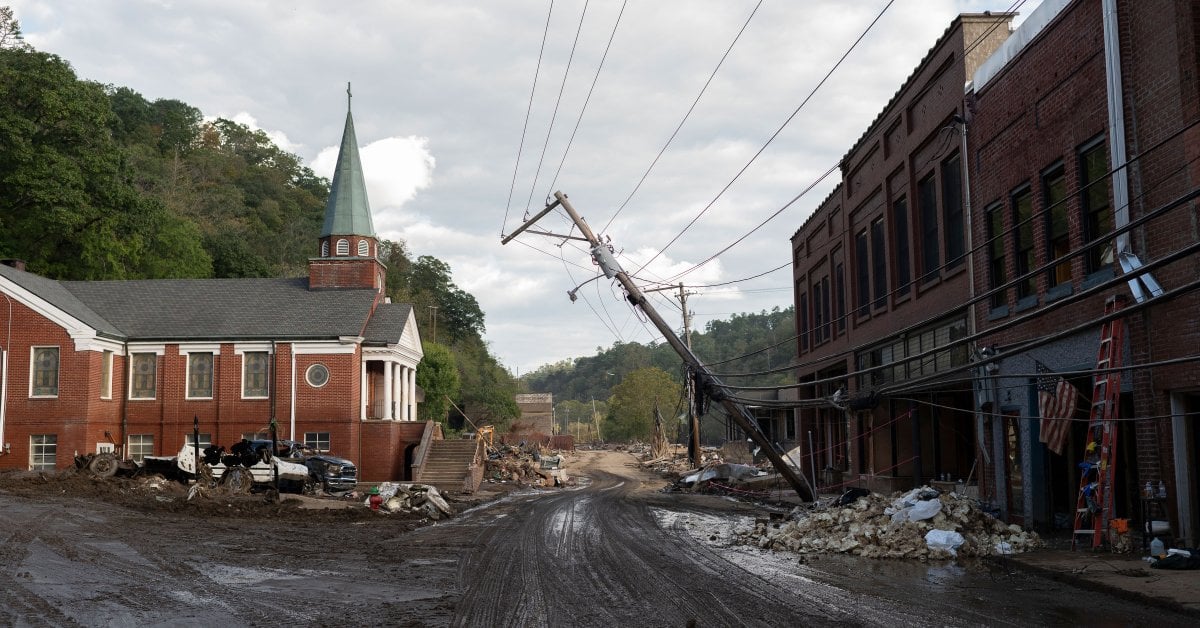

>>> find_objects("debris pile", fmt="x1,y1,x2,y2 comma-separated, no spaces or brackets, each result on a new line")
483,443,573,488
370,482,455,519
740,486,1042,559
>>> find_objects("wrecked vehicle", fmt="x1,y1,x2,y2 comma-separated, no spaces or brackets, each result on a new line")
245,439,358,492
144,440,310,493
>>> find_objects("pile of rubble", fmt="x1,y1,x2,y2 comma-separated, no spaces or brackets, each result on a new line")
369,482,455,519
740,486,1042,559
483,444,573,488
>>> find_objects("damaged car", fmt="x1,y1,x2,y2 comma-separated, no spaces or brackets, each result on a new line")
248,440,358,492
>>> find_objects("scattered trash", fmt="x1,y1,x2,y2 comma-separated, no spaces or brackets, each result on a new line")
367,482,455,519
739,485,1042,559
925,529,965,556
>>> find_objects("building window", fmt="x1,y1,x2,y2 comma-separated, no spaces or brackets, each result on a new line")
130,353,157,399
128,434,154,463
31,346,59,397
30,434,56,470
185,433,212,448
1043,165,1071,288
100,350,113,400
942,154,964,268
812,278,824,346
855,230,870,318
987,203,1008,310
304,432,331,452
798,290,809,352
321,240,329,257
187,352,214,399
834,262,846,334
358,240,369,256
893,197,911,296
306,363,330,388
1012,186,1036,300
336,239,349,256
917,174,940,283
819,276,831,342
243,351,269,398
871,218,887,309
1080,139,1113,274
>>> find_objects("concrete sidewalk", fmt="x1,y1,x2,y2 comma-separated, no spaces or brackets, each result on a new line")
1007,546,1200,616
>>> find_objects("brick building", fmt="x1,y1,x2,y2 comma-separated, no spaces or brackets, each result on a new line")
789,14,1014,494
967,0,1200,539
0,103,427,482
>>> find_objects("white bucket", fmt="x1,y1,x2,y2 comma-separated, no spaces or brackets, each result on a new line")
1146,520,1170,534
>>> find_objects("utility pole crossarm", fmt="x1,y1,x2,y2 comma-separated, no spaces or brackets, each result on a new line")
517,191,814,501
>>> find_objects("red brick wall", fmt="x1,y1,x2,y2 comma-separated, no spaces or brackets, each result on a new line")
969,0,1200,497
307,258,384,291
359,420,427,482
0,299,125,468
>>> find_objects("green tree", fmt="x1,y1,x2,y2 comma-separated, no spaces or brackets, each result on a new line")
452,336,519,429
604,367,681,443
0,46,211,279
1,6,30,51
416,342,460,425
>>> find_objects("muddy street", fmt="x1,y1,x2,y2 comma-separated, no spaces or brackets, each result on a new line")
0,449,1192,626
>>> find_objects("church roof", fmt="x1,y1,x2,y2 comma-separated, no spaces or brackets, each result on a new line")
362,302,414,345
321,108,376,238
0,264,409,342
62,277,380,340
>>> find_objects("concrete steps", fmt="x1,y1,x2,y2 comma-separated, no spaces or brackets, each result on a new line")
418,440,479,492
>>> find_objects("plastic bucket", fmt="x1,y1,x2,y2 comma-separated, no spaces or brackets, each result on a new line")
1110,518,1129,534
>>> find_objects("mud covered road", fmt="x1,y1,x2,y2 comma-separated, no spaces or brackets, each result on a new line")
1,449,1193,626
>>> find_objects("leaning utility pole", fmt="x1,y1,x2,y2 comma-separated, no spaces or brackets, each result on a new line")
503,191,814,501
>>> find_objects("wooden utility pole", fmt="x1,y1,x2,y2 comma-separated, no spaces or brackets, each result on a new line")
647,282,702,469
503,191,814,501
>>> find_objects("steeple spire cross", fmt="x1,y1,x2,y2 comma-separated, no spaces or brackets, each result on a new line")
347,82,352,111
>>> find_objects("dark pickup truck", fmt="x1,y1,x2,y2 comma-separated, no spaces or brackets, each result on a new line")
248,439,358,492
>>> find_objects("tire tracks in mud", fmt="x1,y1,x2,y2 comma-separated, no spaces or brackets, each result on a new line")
431,468,839,627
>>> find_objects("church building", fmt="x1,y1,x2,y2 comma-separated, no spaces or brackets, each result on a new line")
0,102,427,481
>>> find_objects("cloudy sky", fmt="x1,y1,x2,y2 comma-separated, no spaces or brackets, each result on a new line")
11,0,1039,375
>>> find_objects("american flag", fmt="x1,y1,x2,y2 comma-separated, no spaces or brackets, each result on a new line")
1037,361,1079,455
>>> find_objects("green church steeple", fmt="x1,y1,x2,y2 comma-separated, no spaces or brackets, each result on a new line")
321,83,376,239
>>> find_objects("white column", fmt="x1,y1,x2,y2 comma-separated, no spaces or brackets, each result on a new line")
398,366,408,421
407,367,417,421
393,363,403,421
360,359,368,420
383,361,394,420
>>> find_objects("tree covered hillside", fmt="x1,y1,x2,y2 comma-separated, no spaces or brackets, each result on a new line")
524,306,795,400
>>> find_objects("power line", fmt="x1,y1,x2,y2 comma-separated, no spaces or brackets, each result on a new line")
522,0,591,215
658,6,1026,282
546,0,628,195
602,0,764,234
637,0,898,276
713,183,1200,390
502,0,556,237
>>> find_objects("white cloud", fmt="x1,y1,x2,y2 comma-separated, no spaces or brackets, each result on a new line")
312,135,436,211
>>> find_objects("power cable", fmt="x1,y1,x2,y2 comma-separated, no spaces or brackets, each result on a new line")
899,396,1199,424
713,183,1200,390
502,0,556,237
522,0,591,215
637,0,898,276
546,0,628,195
601,0,764,234
657,5,1026,281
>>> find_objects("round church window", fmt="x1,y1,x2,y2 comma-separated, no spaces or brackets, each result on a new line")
306,364,330,388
